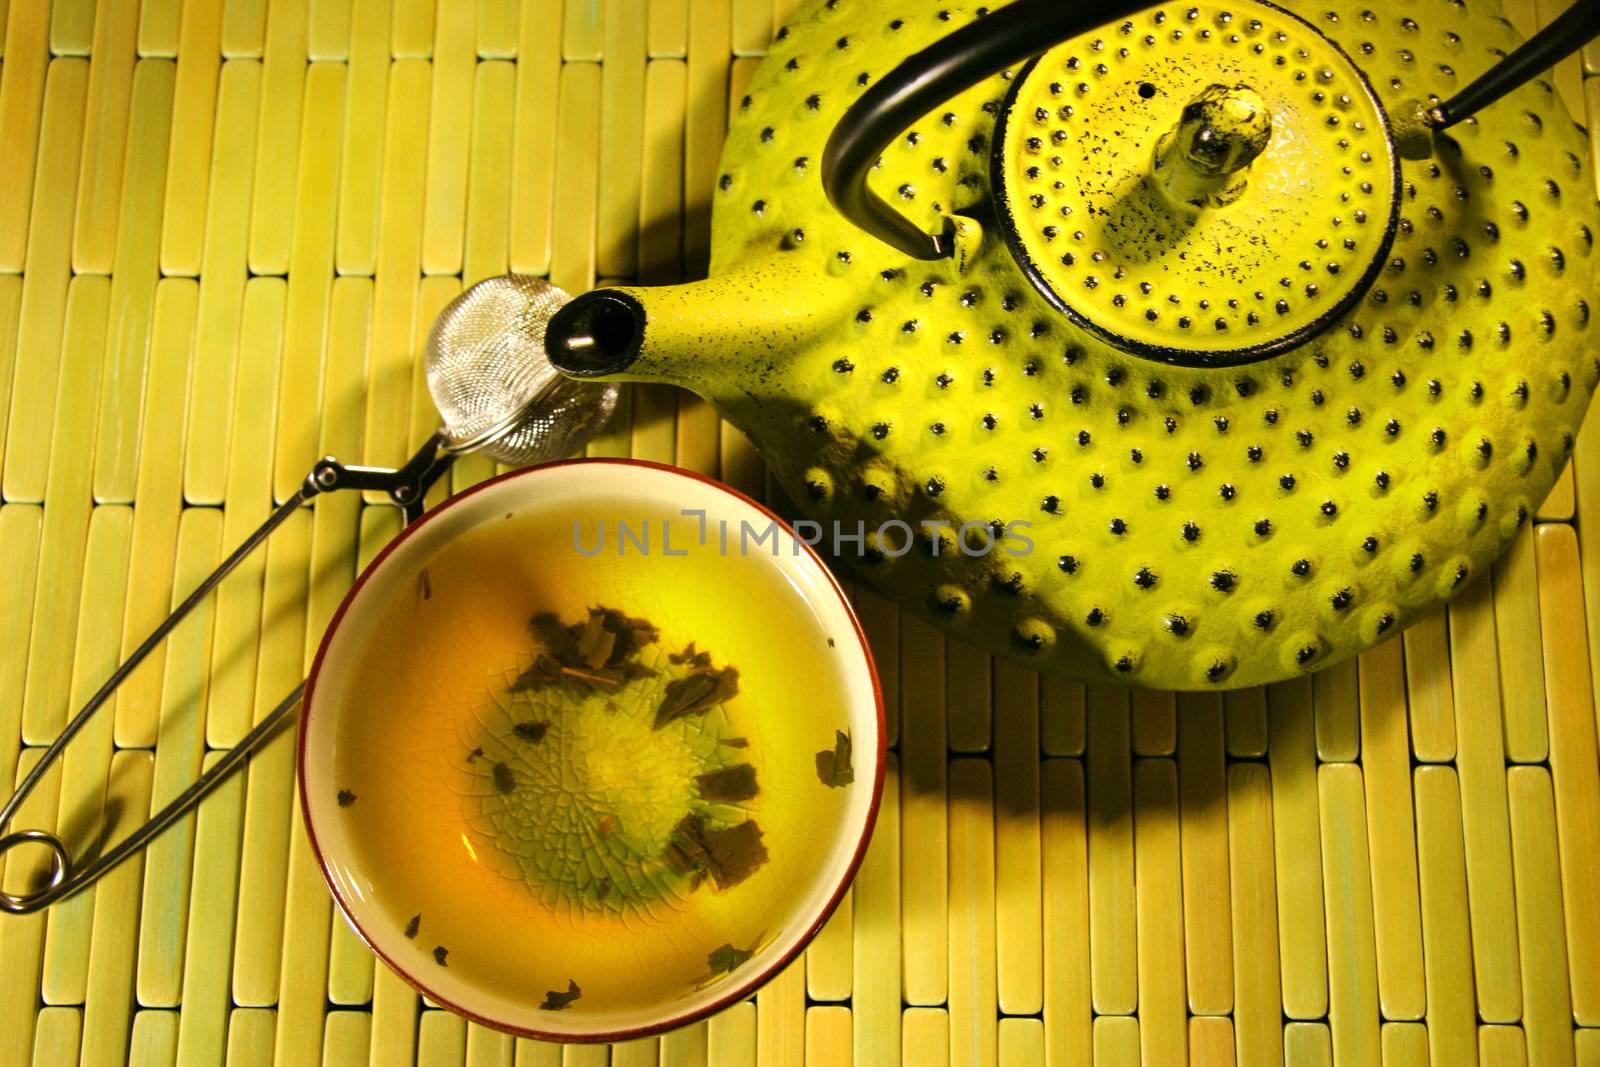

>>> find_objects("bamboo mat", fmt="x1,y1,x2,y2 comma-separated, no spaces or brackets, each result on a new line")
2,0,1600,1065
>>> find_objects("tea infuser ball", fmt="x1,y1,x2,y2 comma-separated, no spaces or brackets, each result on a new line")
0,273,616,914
428,275,619,466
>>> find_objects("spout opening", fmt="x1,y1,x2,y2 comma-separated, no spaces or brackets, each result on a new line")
545,290,646,378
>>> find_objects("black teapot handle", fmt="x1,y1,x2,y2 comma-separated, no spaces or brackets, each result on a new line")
821,0,1600,261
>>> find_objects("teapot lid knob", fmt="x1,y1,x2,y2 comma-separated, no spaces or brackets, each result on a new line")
992,1,1400,367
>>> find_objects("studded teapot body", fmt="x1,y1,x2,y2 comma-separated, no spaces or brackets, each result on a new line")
551,0,1600,689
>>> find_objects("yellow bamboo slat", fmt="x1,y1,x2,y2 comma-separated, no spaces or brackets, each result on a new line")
804,1006,849,1066
1493,529,1549,763
270,61,346,502
114,279,195,747
611,1036,658,1067
19,275,108,746
806,888,852,1003
127,1010,175,1067
228,509,310,1006
598,0,646,281
899,615,948,1007
0,276,20,484
0,750,58,1065
1311,658,1359,762
852,752,900,1065
508,0,562,275
1579,1030,1600,1067
634,55,683,287
683,0,729,274
732,0,770,56
0,503,43,794
1040,676,1085,757
902,1008,949,1067
3,58,89,503
649,0,687,58
856,587,900,745
418,1010,467,1065
137,0,182,58
661,1020,707,1067
1223,686,1267,759
708,1000,756,1066
75,752,151,1067
1356,638,1426,1023
1480,1025,1528,1067
1086,684,1135,1016
180,57,261,505
134,506,223,1007
1539,463,1575,522
1283,1022,1332,1067
1190,1017,1235,1067
463,60,516,286
1402,611,1456,762
225,1007,276,1066
755,958,805,1067
332,0,391,276
993,660,1041,1017
1533,523,1600,1025
29,1003,80,1065
158,0,224,276
1041,759,1091,1067
462,1023,510,1067
478,0,517,58
310,0,353,59
172,751,246,1065
1413,767,1478,1067
1134,759,1186,1067
370,964,421,1067
1318,763,1382,1067
419,0,476,276
948,757,998,1067
563,0,602,60
548,59,600,296
222,0,268,57
1176,692,1231,1018
1448,577,1523,1022
69,0,139,274
1506,767,1577,1067
204,278,283,748
91,59,176,505
356,58,428,496
247,0,310,275
946,643,992,753
1095,1016,1141,1065
0,0,50,270
392,0,434,57
1131,688,1175,757
1380,1022,1427,1067
323,1010,372,1064
1267,676,1329,1020
39,505,132,1006
1226,764,1282,1067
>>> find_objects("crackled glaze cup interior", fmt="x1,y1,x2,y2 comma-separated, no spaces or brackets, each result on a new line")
299,459,883,1041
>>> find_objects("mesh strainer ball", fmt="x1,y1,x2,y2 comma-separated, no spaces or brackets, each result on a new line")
426,275,618,465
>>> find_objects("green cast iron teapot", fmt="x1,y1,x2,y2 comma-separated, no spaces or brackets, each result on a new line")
546,0,1600,689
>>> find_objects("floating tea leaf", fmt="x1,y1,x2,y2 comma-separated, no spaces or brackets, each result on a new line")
466,746,484,762
433,946,449,965
721,737,749,748
517,607,661,693
513,720,550,742
404,914,421,939
815,730,854,788
666,814,769,890
541,979,582,1011
337,789,357,807
417,568,433,601
696,764,759,803
655,663,740,729
492,762,516,794
707,943,754,975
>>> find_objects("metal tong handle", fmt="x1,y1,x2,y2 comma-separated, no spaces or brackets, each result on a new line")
0,435,457,915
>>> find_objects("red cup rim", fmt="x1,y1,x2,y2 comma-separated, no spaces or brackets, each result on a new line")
297,457,887,1043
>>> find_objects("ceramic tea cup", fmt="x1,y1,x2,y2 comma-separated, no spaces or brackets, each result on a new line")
299,459,884,1041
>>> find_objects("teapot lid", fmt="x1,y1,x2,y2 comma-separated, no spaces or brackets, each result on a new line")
993,0,1400,367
